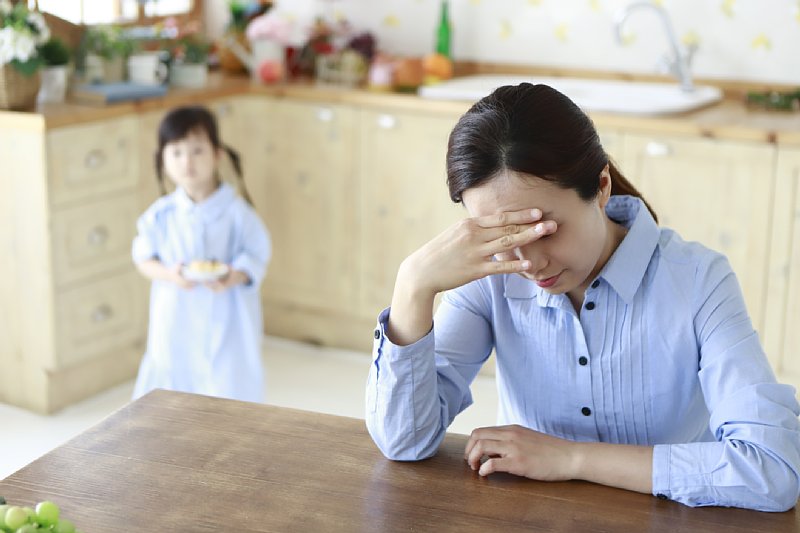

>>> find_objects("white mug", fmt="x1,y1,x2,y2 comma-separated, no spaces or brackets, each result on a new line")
127,52,169,85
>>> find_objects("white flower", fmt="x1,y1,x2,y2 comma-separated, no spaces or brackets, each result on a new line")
0,25,37,65
27,12,49,43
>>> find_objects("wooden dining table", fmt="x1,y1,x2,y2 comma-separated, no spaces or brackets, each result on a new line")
1,389,797,532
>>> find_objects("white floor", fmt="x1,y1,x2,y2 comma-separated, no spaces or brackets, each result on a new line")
1,336,498,480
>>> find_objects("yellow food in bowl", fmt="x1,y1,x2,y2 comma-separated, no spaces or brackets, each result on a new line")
188,260,223,272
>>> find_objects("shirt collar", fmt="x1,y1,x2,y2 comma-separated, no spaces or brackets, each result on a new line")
174,182,236,222
504,195,660,307
600,195,660,304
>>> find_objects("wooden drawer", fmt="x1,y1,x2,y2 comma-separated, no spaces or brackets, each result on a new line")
51,195,139,287
47,117,139,206
54,270,146,369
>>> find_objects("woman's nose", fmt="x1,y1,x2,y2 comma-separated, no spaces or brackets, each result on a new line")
515,245,547,272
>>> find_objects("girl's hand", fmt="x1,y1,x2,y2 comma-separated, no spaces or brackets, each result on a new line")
464,425,578,480
400,208,557,297
206,268,250,293
170,263,196,290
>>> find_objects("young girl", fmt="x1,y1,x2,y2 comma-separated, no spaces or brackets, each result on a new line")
366,84,800,511
132,105,271,403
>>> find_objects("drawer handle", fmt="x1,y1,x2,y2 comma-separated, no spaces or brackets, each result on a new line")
377,114,397,129
316,107,334,122
84,149,107,169
87,225,109,246
91,304,113,323
645,141,672,157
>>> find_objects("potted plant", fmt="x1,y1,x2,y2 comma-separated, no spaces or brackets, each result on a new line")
0,2,51,110
168,34,211,88
37,36,71,103
81,25,136,83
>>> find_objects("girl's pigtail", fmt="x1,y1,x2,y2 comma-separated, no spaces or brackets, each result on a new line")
224,144,254,206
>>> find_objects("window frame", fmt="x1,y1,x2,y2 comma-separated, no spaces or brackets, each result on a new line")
26,0,203,27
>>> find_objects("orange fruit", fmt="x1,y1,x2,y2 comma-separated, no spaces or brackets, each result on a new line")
423,53,453,83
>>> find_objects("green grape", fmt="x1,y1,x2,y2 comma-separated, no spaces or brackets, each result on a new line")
20,507,35,525
3,507,27,531
53,519,76,533
15,525,38,533
0,504,9,527
35,501,59,527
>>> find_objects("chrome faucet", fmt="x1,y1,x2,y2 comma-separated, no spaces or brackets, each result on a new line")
614,1,697,92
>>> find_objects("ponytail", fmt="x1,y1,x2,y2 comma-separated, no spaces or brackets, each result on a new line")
608,159,658,223
224,144,254,207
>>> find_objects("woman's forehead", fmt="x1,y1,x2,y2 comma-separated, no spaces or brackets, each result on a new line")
462,170,566,217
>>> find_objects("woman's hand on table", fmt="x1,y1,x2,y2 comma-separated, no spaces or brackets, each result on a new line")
464,424,579,480
464,424,654,494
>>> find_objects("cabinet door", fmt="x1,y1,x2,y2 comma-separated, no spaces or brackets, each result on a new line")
254,100,358,313
622,133,775,334
764,147,800,385
358,109,463,320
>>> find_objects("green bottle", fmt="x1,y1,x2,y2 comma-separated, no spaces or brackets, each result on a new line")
436,0,452,58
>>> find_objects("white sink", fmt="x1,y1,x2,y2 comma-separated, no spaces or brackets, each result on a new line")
418,75,723,116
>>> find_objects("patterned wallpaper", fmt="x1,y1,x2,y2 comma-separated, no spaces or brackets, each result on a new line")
207,0,800,85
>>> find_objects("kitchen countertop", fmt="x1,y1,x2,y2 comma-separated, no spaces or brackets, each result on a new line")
1,73,799,146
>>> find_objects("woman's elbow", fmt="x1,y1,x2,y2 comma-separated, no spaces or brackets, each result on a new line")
365,419,440,462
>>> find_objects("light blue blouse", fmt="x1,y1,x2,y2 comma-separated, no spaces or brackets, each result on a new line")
132,183,271,402
366,195,800,511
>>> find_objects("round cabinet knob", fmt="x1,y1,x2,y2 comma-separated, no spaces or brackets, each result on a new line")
84,149,107,169
87,225,109,247
645,141,672,157
91,304,113,323
377,114,397,129
316,108,334,122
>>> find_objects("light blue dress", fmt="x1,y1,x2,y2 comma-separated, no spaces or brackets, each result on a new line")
132,183,271,402
366,195,800,511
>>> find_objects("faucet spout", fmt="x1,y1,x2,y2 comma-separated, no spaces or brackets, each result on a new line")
614,1,695,92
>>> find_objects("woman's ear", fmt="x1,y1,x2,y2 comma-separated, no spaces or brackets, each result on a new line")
597,164,612,209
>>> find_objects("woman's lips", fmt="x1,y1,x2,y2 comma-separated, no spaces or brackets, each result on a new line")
535,273,561,288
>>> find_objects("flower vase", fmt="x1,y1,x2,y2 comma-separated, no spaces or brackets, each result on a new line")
85,54,125,84
0,65,42,111
37,65,69,104
170,63,208,89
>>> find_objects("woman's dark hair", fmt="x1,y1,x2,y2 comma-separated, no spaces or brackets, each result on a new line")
446,83,657,222
155,105,253,205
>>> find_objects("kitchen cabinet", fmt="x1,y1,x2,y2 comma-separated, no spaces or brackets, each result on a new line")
244,99,363,348
622,133,775,335
764,147,800,389
358,108,463,322
0,115,147,413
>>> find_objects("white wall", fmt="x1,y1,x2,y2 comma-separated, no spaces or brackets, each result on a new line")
206,0,800,86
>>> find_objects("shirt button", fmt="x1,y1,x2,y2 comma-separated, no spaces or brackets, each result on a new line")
581,407,592,416
374,329,381,340
591,280,600,289
656,493,668,500
584,302,596,311
578,356,588,366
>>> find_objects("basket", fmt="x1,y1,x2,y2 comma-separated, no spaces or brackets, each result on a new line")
0,64,41,111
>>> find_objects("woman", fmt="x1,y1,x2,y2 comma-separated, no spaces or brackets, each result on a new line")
365,83,800,511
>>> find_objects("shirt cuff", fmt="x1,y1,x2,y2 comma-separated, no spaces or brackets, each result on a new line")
230,254,264,289
374,307,435,361
652,444,672,500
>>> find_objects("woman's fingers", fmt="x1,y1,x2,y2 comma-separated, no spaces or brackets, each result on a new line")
475,208,543,229
466,438,505,471
479,221,557,261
